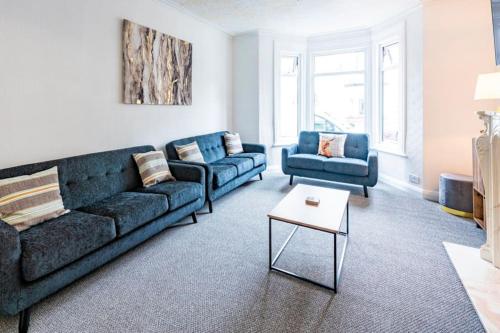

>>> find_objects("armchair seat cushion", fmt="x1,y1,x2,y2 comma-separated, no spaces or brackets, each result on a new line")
20,211,116,282
231,153,266,167
212,157,253,175
323,158,369,177
134,181,203,211
79,192,168,236
287,154,328,171
212,165,238,188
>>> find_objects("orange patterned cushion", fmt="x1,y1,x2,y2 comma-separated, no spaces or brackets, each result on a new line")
318,134,347,158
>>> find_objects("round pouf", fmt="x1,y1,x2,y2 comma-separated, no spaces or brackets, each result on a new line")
439,173,473,218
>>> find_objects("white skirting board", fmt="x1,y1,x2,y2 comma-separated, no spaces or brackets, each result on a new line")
443,242,500,332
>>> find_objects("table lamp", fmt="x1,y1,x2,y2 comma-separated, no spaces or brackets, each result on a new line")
475,72,500,111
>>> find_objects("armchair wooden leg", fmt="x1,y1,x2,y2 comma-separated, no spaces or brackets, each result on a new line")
191,212,198,224
19,307,31,333
289,175,294,186
259,173,263,181
363,186,368,198
208,200,213,214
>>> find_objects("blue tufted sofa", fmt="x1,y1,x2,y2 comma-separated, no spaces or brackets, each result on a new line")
166,131,267,212
282,131,378,197
0,146,205,333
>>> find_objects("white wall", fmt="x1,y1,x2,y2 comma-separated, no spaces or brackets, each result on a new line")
423,0,497,200
0,0,232,169
232,33,260,143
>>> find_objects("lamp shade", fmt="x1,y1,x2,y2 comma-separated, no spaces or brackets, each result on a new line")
475,72,500,100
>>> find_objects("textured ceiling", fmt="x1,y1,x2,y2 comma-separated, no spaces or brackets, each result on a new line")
164,0,422,36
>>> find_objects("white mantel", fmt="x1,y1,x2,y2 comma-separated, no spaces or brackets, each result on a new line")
476,111,500,268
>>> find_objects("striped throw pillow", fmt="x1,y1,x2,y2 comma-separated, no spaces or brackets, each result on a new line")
0,167,69,232
224,133,244,155
175,142,205,163
318,133,347,158
133,151,175,187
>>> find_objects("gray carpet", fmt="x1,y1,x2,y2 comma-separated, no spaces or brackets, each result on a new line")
0,171,486,333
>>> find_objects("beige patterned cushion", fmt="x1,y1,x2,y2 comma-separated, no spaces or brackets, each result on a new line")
318,133,347,158
175,142,205,163
0,167,69,231
224,133,244,155
133,151,175,187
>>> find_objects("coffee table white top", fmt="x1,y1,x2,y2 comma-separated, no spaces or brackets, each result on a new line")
268,184,350,233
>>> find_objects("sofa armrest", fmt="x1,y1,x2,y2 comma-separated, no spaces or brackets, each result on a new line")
168,162,205,186
367,149,379,180
242,143,266,154
281,144,299,173
167,160,213,199
0,220,21,315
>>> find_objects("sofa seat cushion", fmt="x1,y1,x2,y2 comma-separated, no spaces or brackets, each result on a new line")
212,157,254,175
323,158,369,177
134,181,203,211
211,164,238,188
287,154,329,171
231,153,266,167
20,211,116,282
79,192,168,236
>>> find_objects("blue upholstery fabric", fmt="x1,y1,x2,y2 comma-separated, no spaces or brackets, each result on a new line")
298,131,369,160
166,131,228,163
287,154,328,171
212,157,253,175
13,198,204,316
134,181,203,211
323,158,369,177
212,165,238,188
20,211,116,282
79,192,169,237
0,146,154,210
166,132,267,203
0,147,205,317
231,153,266,167
282,132,378,188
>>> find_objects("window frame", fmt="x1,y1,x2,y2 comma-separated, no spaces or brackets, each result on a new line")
372,24,407,156
274,49,305,146
309,47,370,135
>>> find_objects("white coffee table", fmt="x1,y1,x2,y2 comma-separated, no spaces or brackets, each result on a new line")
267,184,350,293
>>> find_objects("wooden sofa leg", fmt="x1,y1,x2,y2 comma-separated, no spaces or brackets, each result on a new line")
208,200,213,214
289,175,294,186
19,307,31,333
191,212,198,224
259,173,263,181
363,186,368,198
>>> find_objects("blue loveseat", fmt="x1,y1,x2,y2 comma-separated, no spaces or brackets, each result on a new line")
166,131,267,212
0,146,205,333
282,131,378,197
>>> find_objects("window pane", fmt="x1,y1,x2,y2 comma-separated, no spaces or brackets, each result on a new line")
314,52,365,74
279,56,299,139
382,67,400,142
314,73,365,133
382,43,400,69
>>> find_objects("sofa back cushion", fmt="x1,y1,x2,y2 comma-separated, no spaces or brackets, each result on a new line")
166,131,228,164
0,146,154,210
298,131,369,161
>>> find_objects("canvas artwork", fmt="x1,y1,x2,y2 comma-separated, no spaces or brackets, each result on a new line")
122,19,192,105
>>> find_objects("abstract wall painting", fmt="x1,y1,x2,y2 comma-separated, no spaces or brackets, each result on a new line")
122,19,192,105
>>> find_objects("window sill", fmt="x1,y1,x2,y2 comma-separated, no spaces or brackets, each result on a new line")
374,146,407,158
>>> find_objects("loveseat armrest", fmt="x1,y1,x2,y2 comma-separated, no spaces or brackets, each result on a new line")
367,149,379,185
281,144,299,173
168,162,205,186
242,143,266,154
0,220,22,315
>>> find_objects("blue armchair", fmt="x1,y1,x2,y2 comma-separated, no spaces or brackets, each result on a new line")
282,131,378,197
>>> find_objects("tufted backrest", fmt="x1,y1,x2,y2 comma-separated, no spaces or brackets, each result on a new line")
166,131,228,163
298,131,369,160
0,145,154,210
